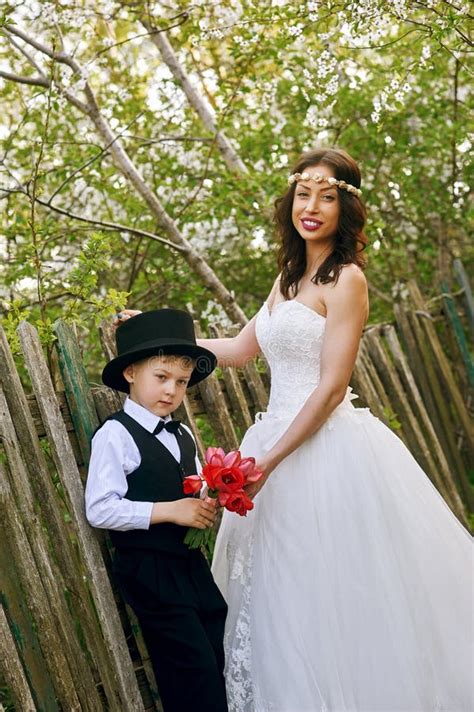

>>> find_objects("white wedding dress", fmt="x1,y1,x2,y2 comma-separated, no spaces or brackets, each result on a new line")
211,300,473,712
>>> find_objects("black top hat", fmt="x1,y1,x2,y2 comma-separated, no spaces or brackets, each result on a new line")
102,309,217,393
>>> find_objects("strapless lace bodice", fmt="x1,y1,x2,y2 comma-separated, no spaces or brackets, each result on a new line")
256,300,355,418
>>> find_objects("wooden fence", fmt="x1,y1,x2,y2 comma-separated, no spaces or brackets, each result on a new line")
1,276,473,711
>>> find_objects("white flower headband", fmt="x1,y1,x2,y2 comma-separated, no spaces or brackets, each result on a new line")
288,171,362,197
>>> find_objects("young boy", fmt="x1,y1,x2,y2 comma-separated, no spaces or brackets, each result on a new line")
85,309,228,712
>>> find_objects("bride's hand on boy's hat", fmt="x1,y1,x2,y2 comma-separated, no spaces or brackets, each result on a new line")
113,309,142,328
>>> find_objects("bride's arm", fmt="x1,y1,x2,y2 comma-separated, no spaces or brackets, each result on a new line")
247,265,368,495
197,315,263,368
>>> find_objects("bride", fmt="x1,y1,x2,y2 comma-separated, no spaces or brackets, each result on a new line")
117,147,472,711
202,148,472,711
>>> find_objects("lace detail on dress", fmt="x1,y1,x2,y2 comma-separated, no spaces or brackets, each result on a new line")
224,536,254,712
256,301,365,425
256,301,325,417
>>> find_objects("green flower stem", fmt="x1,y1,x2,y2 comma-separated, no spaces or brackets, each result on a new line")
184,489,219,561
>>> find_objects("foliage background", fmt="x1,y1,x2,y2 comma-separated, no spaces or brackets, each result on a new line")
0,0,472,378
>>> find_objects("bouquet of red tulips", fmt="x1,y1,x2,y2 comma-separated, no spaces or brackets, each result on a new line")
183,447,263,558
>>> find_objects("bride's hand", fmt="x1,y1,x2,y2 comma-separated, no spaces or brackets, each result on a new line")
245,457,274,499
112,309,142,328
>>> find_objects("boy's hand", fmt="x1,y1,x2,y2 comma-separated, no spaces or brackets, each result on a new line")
113,309,142,329
170,497,218,529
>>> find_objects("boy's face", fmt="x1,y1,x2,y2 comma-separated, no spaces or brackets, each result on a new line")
123,355,194,418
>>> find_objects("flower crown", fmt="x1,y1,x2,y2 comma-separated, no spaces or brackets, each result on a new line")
288,171,362,197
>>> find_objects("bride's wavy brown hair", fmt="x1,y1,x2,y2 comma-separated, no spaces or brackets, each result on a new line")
275,148,368,297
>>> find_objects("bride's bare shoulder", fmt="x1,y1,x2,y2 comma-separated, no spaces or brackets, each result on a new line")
340,262,366,280
335,263,368,294
326,264,368,321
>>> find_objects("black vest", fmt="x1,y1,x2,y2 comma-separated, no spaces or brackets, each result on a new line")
105,410,198,556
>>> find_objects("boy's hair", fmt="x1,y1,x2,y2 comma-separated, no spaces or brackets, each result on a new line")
145,353,196,371
130,353,197,373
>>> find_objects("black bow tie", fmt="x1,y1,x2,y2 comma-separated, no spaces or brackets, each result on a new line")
153,419,181,435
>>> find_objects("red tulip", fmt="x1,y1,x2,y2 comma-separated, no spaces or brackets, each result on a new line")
239,457,263,483
222,450,241,468
183,475,203,495
222,490,254,516
201,464,222,490
212,466,245,492
217,491,231,506
205,447,225,466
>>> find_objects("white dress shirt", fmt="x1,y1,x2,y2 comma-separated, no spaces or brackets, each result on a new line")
85,398,201,531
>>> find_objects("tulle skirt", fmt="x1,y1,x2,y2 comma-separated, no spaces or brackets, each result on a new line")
211,404,473,712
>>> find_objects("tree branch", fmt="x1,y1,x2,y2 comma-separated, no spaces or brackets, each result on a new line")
4,24,58,61
6,34,47,76
139,15,248,174
35,196,188,252
0,69,48,87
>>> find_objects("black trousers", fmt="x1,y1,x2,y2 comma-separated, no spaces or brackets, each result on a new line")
114,548,228,712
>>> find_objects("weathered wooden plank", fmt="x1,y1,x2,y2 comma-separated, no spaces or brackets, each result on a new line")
198,372,239,451
222,368,254,433
414,311,474,508
440,282,474,387
0,386,103,709
54,319,100,466
394,307,452,451
0,326,129,707
399,308,473,508
218,322,269,414
242,359,269,414
419,307,474,447
0,452,83,710
17,321,145,712
0,605,37,712
99,318,118,361
92,384,124,422
0,525,58,711
363,328,442,483
383,325,468,523
357,339,393,422
210,325,253,433
351,346,388,421
453,258,474,336
210,326,253,433
26,390,74,435
193,322,240,451
408,281,473,450
175,392,207,463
